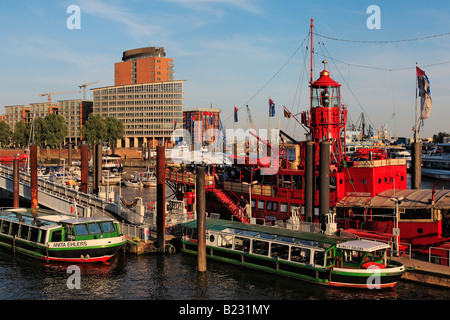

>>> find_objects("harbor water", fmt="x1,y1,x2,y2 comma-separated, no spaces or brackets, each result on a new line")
0,172,449,302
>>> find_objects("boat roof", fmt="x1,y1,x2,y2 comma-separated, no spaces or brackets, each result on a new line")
336,240,390,252
336,189,450,210
0,208,115,228
183,218,344,246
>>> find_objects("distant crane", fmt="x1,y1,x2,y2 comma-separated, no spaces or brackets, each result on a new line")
39,91,82,103
79,81,99,100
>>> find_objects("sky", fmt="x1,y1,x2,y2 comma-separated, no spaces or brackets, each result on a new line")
0,0,449,140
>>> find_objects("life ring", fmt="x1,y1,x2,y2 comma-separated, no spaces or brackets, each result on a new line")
165,244,176,254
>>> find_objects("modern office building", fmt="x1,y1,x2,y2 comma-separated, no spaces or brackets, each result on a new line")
58,99,93,145
92,80,184,148
114,47,174,86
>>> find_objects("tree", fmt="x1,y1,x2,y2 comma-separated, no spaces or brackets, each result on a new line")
33,117,47,146
12,121,29,148
105,117,124,151
432,132,450,143
0,121,11,147
82,113,107,146
44,114,68,147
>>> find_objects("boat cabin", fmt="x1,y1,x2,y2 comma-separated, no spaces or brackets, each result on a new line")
0,208,121,245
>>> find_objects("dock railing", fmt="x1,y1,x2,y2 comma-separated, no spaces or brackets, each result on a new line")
428,247,450,266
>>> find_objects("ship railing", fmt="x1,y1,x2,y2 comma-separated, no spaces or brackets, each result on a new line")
428,247,450,266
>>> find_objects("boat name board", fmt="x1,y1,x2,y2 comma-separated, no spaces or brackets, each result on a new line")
49,241,88,248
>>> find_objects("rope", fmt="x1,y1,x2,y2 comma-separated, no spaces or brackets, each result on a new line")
316,32,450,44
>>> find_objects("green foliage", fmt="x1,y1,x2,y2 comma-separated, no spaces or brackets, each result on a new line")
432,132,450,143
105,117,124,148
0,121,11,146
82,113,107,146
33,117,47,146
12,121,29,148
44,114,68,147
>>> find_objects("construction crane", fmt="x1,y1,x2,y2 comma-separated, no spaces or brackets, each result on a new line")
79,81,99,100
39,91,82,103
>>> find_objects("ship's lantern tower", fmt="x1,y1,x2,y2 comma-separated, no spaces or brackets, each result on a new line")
303,61,347,167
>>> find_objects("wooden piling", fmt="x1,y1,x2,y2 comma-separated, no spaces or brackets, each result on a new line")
81,142,88,193
68,143,72,167
411,142,422,189
156,145,166,251
319,141,330,228
304,141,314,223
13,155,19,208
93,144,102,195
30,144,38,216
196,166,207,272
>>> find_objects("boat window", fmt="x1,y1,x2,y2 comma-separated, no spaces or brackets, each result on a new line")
252,240,269,256
342,250,364,264
39,230,47,244
290,247,310,264
218,234,233,248
314,251,325,267
30,227,39,242
88,222,102,234
257,200,265,210
293,175,302,189
280,203,288,213
239,230,258,237
325,250,334,267
75,224,89,236
258,233,277,240
19,225,29,240
1,221,10,234
267,201,278,212
283,175,291,188
234,236,250,252
101,221,116,233
270,243,289,260
10,223,19,236
51,229,63,242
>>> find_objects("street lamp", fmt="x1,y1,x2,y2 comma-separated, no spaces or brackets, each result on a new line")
390,196,404,257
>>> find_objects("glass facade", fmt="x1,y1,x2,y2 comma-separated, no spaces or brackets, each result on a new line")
93,81,184,146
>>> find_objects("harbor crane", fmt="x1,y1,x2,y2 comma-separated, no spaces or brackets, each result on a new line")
79,81,99,100
39,91,82,103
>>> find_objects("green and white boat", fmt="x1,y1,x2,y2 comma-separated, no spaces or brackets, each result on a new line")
0,207,126,263
182,219,405,289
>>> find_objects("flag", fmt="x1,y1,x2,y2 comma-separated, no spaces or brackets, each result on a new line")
234,107,238,122
417,67,432,119
70,206,74,214
283,107,291,119
174,120,177,130
269,98,275,117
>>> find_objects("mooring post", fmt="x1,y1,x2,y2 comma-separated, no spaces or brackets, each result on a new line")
319,140,330,230
93,143,102,195
156,145,166,251
196,166,207,272
13,155,19,208
81,142,88,193
30,144,38,216
411,141,422,189
68,143,72,168
305,141,314,223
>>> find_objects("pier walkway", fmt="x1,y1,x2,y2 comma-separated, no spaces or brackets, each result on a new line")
396,255,450,288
